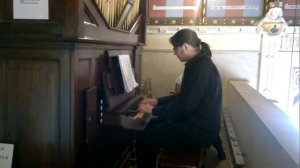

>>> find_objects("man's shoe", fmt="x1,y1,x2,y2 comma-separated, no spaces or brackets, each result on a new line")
217,150,226,160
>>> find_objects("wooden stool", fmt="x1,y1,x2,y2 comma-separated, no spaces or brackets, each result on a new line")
158,147,206,168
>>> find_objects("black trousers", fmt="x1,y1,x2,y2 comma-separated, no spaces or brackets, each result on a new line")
136,118,216,168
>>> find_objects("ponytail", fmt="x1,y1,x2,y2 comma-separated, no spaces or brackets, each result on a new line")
200,42,212,58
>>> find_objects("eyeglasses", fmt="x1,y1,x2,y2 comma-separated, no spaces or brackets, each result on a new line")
173,46,179,50
173,44,185,51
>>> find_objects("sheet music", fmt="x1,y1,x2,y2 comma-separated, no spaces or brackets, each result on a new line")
118,54,139,93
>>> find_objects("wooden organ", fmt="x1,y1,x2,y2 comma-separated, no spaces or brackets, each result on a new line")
0,0,148,167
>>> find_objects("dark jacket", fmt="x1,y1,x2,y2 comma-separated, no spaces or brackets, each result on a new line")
152,52,222,144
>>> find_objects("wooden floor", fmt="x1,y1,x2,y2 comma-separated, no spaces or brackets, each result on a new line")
202,125,233,168
123,125,233,168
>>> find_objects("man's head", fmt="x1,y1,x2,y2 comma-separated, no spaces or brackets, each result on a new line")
169,29,201,50
169,29,201,62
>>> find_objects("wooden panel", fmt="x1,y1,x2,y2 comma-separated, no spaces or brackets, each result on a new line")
85,86,98,167
75,49,95,137
6,59,60,168
0,0,4,20
0,48,71,168
0,0,64,39
63,0,82,37
85,86,97,143
75,56,93,163
0,50,4,140
0,0,147,43
72,47,100,167
0,0,81,40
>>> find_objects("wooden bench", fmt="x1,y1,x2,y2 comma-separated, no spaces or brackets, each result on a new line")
223,110,245,168
158,147,207,168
